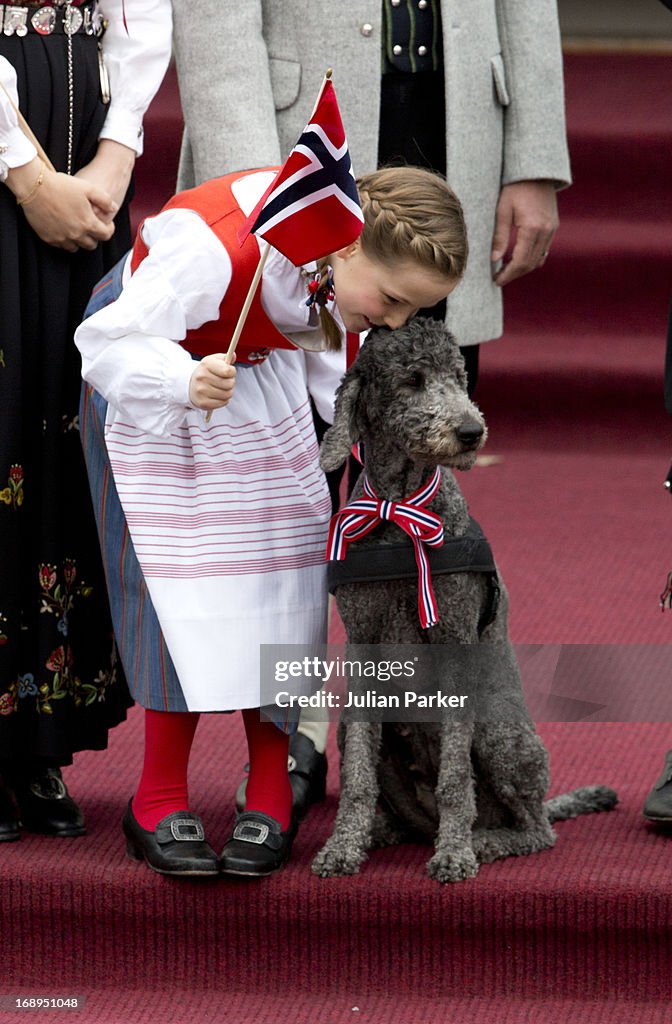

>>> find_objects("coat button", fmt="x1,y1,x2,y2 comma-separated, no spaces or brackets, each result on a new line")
360,23,373,37
392,44,402,56
417,45,427,56
418,0,428,7
391,0,401,5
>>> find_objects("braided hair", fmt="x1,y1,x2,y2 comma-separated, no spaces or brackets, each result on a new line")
318,165,468,352
356,166,468,281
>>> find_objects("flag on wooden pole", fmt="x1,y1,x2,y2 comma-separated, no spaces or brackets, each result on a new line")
237,73,364,265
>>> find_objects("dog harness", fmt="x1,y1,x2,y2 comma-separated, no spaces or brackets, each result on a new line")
327,466,500,634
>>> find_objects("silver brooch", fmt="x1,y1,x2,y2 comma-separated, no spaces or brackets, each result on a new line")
31,5,56,34
64,4,82,35
3,6,29,36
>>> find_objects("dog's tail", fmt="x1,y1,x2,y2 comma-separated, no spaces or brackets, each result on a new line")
545,785,618,822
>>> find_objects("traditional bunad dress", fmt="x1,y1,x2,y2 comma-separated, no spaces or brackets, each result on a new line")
0,1,171,764
76,169,345,723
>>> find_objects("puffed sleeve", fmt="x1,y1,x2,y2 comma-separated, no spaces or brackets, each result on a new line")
0,57,37,180
97,0,173,155
75,207,232,437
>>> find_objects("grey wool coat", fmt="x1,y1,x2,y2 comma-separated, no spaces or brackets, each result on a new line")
172,1,571,346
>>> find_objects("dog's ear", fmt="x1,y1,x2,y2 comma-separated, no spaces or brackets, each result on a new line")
319,369,363,472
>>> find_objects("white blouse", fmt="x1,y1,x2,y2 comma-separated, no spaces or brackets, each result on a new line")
75,170,350,436
0,0,172,179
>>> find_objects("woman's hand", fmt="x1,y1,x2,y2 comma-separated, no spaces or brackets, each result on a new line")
189,354,237,410
7,156,117,252
75,139,136,222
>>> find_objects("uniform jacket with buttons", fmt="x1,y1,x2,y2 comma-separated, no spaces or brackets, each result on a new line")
172,0,571,346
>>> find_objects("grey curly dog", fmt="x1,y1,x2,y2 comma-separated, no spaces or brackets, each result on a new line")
313,318,617,884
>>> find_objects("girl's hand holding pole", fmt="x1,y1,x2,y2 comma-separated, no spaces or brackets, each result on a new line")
189,353,237,411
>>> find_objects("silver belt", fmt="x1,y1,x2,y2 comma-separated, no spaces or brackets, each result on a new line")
1,2,100,36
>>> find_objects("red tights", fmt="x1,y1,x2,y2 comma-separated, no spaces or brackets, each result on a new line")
132,708,292,832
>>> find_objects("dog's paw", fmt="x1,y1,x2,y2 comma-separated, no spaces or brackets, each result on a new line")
312,839,367,878
426,847,479,884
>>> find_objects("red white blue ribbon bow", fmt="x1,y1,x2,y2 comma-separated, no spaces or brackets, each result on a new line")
326,467,444,628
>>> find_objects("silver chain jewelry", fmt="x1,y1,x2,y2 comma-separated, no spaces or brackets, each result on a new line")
65,0,74,174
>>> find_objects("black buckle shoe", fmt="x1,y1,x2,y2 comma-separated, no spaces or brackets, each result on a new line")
219,811,297,877
123,800,219,876
235,733,327,821
643,750,672,823
0,779,20,843
10,768,85,838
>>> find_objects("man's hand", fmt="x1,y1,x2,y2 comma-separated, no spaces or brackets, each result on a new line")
189,354,237,410
491,181,559,287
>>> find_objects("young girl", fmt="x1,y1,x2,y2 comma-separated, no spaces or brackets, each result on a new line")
74,164,468,877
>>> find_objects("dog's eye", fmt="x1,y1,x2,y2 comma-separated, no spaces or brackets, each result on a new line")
405,371,425,389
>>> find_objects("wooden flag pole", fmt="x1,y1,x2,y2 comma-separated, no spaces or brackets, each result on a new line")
204,241,271,423
0,79,56,172
204,68,333,424
224,241,271,364
308,67,332,121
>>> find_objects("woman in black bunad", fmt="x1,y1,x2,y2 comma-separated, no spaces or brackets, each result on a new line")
0,0,171,840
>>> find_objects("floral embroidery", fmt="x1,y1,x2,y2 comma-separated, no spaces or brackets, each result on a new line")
0,561,117,716
0,690,16,715
0,464,24,509
39,560,93,629
33,560,110,712
62,414,80,433
17,673,38,698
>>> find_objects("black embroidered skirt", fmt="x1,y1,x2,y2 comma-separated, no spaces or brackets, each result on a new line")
0,29,133,764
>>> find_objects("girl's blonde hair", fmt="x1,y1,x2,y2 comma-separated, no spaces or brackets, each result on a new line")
318,165,468,351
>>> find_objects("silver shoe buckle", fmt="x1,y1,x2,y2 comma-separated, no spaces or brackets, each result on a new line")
170,818,205,842
30,775,67,800
232,820,270,845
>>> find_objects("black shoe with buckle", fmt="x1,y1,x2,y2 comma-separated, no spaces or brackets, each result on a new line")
122,800,219,876
10,767,85,838
219,811,297,877
643,750,672,823
235,733,327,821
0,779,20,843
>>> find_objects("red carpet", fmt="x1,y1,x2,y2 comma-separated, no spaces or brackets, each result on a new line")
2,53,672,1024
3,711,672,1016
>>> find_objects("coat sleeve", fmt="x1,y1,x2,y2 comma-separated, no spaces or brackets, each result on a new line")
172,0,282,188
496,0,571,188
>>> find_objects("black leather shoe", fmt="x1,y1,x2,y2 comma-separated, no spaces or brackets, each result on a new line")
287,732,327,820
219,811,297,877
11,768,85,837
235,733,327,821
0,780,20,843
123,801,219,876
643,750,672,822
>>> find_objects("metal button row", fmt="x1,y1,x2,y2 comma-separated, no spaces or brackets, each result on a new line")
392,44,428,56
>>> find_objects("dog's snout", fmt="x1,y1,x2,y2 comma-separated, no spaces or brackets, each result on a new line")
456,419,484,447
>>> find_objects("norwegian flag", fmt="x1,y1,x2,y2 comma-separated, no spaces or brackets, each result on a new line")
237,77,364,265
